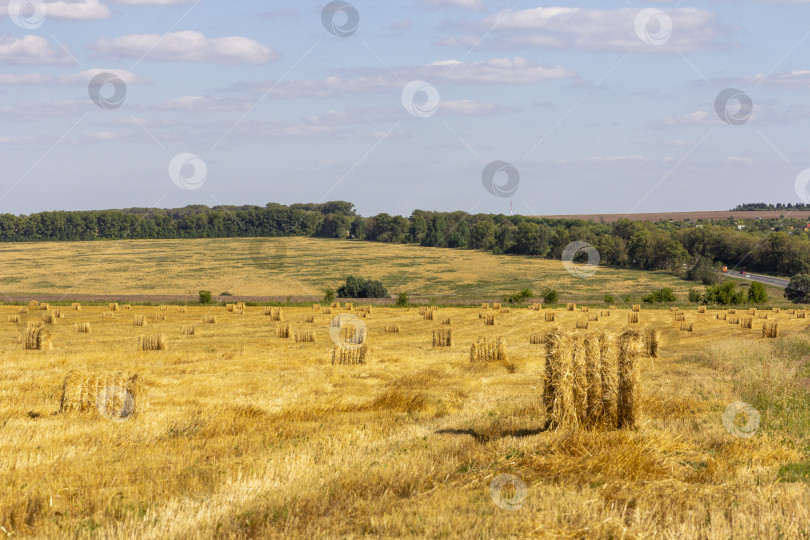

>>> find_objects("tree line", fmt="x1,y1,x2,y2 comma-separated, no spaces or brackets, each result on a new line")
1,201,809,278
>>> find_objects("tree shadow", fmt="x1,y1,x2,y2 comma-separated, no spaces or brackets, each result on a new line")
436,423,550,443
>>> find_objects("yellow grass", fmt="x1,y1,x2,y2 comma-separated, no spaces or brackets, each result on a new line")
0,304,809,538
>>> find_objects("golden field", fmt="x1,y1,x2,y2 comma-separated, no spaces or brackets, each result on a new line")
0,237,707,302
2,302,810,538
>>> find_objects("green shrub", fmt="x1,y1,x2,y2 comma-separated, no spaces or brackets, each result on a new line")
748,281,768,304
785,274,810,304
687,257,720,285
704,281,745,305
198,290,212,304
396,292,409,307
504,288,533,304
603,294,615,304
337,276,390,299
688,288,702,303
541,288,559,305
323,287,336,304
641,287,677,304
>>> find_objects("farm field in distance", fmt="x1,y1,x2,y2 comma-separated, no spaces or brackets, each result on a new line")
2,302,810,537
0,237,784,304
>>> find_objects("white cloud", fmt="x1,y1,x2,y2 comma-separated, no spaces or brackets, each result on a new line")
0,69,146,85
89,31,278,64
0,35,72,66
423,0,483,10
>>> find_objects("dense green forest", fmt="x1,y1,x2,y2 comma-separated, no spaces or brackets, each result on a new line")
1,201,809,277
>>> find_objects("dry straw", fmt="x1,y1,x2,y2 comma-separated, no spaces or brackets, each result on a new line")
632,305,641,312
576,320,590,330
59,371,141,418
748,308,757,315
788,309,796,315
122,304,132,310
642,327,660,358
322,308,332,315
601,311,611,317
675,313,686,322
133,315,146,327
716,314,727,321
728,309,737,315
762,322,779,339
772,307,781,313
7,315,19,323
304,315,316,323
571,333,588,424
741,317,754,329
73,322,91,334
698,306,706,314
798,311,807,319
670,307,679,312
588,315,599,322
617,329,643,429
276,324,294,339
312,303,320,310
422,310,435,321
529,333,544,345
609,305,617,310
24,324,51,350
545,313,556,322
542,329,577,429
758,313,770,320
202,315,217,324
469,337,508,363
581,306,590,313
432,327,453,347
344,302,354,310
265,308,283,321
226,303,235,312
43,311,57,325
40,303,49,310
138,334,167,351
384,324,400,334
331,343,369,365
493,303,501,310
680,323,694,332
598,331,619,429
530,303,541,311
567,303,576,311
483,314,496,326
109,303,120,312
159,305,168,311
71,303,81,311
501,307,511,314
295,331,315,343
101,312,114,319
729,316,740,324
151,313,168,321
441,317,453,325
28,300,39,307
628,313,640,324
181,326,196,335
18,308,28,314
481,303,489,310
331,302,340,308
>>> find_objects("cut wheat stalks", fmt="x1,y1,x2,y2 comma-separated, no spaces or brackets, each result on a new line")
545,313,556,322
576,321,590,330
748,308,757,315
73,322,91,334
631,305,641,313
628,313,640,324
609,306,617,310
772,307,781,314
295,331,315,343
675,313,686,322
384,324,400,334
109,303,120,312
757,313,770,320
101,312,114,319
432,327,453,347
588,315,599,322
483,314,496,326
670,307,680,312
597,331,619,430
571,333,589,425
151,314,168,321
178,307,186,314
542,329,577,429
43,311,57,325
716,313,727,321
226,303,235,312
312,303,320,310
331,343,369,365
797,311,807,319
437,317,451,326
28,300,39,307
567,303,576,311
322,308,332,315
24,324,51,350
529,333,544,345
492,303,502,310
7,315,19,323
59,371,141,419
762,322,779,339
18,308,28,314
159,305,168,311
71,303,81,311
617,329,643,429
470,337,508,363
697,306,706,314
133,315,146,327
741,318,754,329
530,303,542,311
788,309,796,315
264,308,283,321
581,306,590,313
422,311,435,321
202,315,217,324
642,327,661,358
601,311,611,317
680,323,694,332
304,315,316,323
181,326,197,336
501,307,511,314
728,309,737,314
138,334,167,351
481,303,489,310
39,303,49,311
729,316,740,324
331,302,340,309
276,323,294,339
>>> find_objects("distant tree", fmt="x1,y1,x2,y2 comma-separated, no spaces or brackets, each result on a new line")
747,281,768,304
641,287,677,304
469,221,496,250
704,281,745,305
198,290,212,304
785,274,810,304
337,276,389,298
604,294,615,305
323,287,336,304
395,292,409,307
688,288,702,303
687,257,720,285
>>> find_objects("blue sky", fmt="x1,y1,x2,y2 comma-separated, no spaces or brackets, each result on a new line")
2,0,810,217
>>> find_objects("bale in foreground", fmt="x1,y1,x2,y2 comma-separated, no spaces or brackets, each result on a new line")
59,371,142,420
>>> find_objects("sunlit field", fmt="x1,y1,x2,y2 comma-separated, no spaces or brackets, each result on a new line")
2,302,810,538
0,237,718,303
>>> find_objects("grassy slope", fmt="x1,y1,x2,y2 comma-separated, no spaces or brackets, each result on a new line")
1,237,714,303
1,304,809,537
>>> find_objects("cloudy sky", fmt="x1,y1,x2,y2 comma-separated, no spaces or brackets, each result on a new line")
1,0,810,217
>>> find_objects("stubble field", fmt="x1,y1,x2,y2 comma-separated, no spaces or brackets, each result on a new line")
2,301,810,538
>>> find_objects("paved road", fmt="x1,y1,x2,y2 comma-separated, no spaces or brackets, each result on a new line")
725,270,790,288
